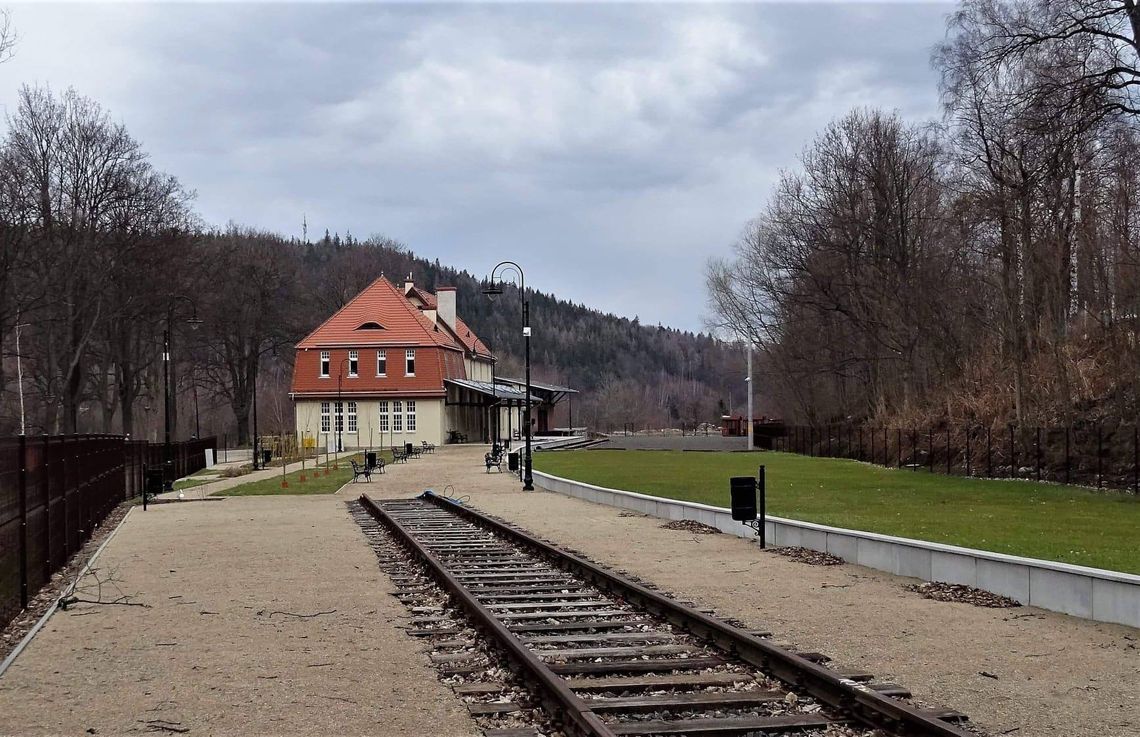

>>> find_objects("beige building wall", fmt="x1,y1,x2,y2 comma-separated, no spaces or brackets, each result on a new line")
294,397,446,451
464,356,493,382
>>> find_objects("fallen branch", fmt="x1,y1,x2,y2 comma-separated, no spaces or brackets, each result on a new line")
142,719,189,734
267,609,336,619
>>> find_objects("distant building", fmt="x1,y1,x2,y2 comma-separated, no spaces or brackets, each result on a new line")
289,276,538,449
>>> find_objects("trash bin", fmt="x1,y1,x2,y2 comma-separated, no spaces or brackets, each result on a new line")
145,468,164,497
365,451,377,469
508,452,519,472
405,442,414,456
730,476,757,521
262,449,272,467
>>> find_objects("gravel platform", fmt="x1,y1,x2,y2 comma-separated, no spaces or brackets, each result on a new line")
0,491,481,736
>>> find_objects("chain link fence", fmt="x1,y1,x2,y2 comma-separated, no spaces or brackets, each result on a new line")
777,424,1140,493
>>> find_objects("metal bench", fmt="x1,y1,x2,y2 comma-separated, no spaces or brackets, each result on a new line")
421,441,435,454
350,459,372,483
390,446,408,464
485,451,503,473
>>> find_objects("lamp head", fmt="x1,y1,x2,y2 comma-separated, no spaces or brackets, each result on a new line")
482,278,503,302
186,315,203,331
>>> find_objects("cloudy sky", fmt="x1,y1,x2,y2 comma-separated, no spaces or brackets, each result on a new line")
1,1,953,331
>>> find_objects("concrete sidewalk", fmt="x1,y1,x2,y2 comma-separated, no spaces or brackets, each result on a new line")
0,489,480,736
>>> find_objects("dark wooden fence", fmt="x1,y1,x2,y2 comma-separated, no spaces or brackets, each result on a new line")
0,434,216,631
776,424,1140,493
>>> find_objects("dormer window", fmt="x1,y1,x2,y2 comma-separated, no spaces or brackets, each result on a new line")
348,350,358,377
320,350,330,378
356,321,385,330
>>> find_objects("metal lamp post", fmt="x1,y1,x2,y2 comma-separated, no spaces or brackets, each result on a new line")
484,261,534,491
488,339,499,449
337,356,350,458
163,299,203,490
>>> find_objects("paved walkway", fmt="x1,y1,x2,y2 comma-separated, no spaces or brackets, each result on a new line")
0,469,481,736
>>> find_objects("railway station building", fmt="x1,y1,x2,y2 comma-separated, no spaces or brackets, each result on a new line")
289,275,550,450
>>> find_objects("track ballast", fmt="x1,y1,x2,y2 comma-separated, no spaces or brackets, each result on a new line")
357,492,975,737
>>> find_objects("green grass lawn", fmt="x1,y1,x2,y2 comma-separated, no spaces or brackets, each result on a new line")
534,450,1140,573
215,453,388,496
173,477,216,491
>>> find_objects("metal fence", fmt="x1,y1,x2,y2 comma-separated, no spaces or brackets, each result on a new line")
777,423,1140,493
0,434,216,631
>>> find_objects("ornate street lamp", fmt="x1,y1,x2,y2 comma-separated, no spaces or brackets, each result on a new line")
484,261,534,491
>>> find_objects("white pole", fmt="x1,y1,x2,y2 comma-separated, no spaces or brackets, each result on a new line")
16,317,26,436
746,340,753,451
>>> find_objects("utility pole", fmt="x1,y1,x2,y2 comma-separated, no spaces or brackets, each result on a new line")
252,366,259,470
746,340,753,451
163,329,173,489
15,315,27,435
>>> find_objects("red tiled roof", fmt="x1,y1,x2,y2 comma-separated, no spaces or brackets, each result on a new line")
452,315,491,357
291,276,490,397
406,284,490,358
296,277,461,350
407,286,437,309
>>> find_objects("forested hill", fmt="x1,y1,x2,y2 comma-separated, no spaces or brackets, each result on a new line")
299,234,745,431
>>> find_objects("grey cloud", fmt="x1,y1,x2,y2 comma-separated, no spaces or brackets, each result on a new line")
0,2,953,330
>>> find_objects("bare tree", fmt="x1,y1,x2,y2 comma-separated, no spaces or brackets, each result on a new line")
0,9,17,66
952,0,1140,119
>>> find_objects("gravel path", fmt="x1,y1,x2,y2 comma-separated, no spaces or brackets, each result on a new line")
364,445,1140,737
0,488,481,736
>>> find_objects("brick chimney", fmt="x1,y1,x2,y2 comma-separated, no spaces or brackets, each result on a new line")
436,287,457,329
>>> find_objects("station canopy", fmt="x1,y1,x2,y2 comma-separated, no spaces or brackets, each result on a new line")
445,378,540,404
495,378,577,405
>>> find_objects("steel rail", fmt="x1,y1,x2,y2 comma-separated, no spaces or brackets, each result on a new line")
358,494,617,737
420,491,974,737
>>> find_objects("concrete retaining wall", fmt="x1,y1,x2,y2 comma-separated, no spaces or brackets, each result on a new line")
533,470,1140,629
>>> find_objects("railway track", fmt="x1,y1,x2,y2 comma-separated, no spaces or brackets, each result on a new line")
355,492,976,737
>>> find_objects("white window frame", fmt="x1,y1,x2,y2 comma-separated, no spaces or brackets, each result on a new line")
392,400,403,433
334,401,344,432
378,400,389,433
320,350,330,378
377,349,387,377
347,401,357,433
348,350,358,377
320,401,330,433
405,349,415,376
406,400,416,432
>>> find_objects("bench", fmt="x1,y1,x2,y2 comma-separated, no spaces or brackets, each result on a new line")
367,456,386,475
421,441,435,455
390,446,409,464
484,451,503,473
350,460,372,483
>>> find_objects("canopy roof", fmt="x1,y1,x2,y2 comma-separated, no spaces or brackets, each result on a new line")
445,378,540,404
495,378,577,404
